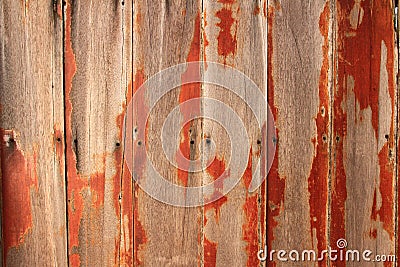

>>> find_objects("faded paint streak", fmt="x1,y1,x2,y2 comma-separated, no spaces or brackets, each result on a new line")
64,0,83,265
120,80,134,266
1,130,38,262
132,70,148,266
307,3,329,263
178,12,202,186
242,151,258,267
266,7,285,266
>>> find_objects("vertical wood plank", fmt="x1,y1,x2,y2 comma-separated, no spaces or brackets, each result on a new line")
202,1,268,266
131,0,203,266
119,0,134,265
267,0,331,266
64,0,131,265
0,0,67,265
331,0,397,266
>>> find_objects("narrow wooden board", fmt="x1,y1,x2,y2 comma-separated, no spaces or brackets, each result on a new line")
131,0,203,266
267,0,331,266
202,0,268,266
64,0,132,265
331,0,397,266
0,0,67,265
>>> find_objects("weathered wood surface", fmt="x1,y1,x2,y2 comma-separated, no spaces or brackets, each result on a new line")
332,0,397,266
130,0,203,266
0,0,67,266
202,1,268,266
267,0,331,266
0,0,398,266
64,0,132,265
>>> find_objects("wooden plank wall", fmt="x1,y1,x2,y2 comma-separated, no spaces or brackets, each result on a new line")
0,0,398,266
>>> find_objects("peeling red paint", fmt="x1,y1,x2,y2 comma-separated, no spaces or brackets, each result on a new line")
1,130,38,262
253,6,260,15
132,69,149,266
178,12,202,186
242,151,258,267
266,7,286,267
369,145,394,239
216,6,237,65
64,0,122,264
307,4,329,264
331,1,348,264
217,0,234,4
204,157,229,221
63,0,84,264
335,0,395,260
263,1,267,17
204,237,217,267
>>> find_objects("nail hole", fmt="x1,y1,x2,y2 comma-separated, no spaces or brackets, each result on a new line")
206,138,211,144
116,142,121,147
9,138,15,143
134,128,138,133
322,134,327,142
190,140,195,145
56,137,62,142
121,1,124,5
138,141,142,146
385,134,389,140
336,136,340,142
74,139,77,144
272,137,277,144
257,139,262,145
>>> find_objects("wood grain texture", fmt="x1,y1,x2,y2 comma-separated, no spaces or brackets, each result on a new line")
64,0,131,265
131,0,203,266
0,0,398,266
331,0,397,266
267,0,331,266
0,0,67,266
202,0,268,266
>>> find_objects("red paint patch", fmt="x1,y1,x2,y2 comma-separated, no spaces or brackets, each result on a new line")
204,237,217,267
90,172,106,208
307,4,329,265
216,7,237,65
1,130,38,262
204,157,229,221
177,12,202,186
253,6,261,15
